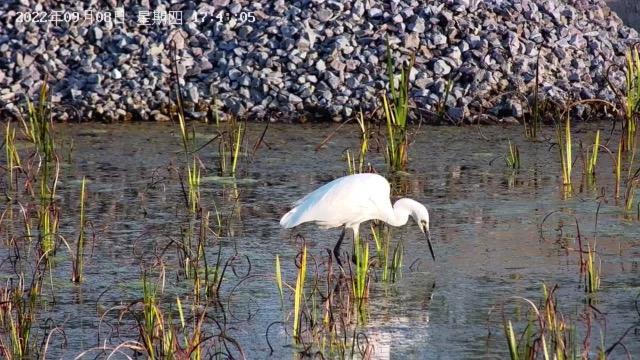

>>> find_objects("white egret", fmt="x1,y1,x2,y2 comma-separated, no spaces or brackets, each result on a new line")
280,173,435,265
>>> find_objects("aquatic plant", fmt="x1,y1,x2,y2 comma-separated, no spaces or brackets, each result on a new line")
19,76,55,162
505,140,520,170
436,78,454,122
383,36,415,172
272,246,375,358
502,284,612,360
371,223,403,282
584,130,600,177
71,177,87,283
622,46,640,152
217,116,245,177
556,114,573,187
584,243,601,294
615,143,623,198
524,52,541,139
351,233,369,301
123,273,213,360
4,122,21,194
293,245,307,340
0,265,45,359
275,255,284,308
346,110,370,175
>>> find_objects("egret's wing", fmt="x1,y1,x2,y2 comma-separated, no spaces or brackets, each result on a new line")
280,174,390,229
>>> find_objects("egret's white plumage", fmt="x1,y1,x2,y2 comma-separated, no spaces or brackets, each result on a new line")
280,173,435,263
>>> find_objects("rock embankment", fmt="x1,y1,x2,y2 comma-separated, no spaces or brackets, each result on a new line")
0,0,637,123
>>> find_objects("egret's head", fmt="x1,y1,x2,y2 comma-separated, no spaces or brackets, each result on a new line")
408,202,435,261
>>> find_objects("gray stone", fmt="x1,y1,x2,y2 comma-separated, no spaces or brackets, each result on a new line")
288,93,303,103
325,72,340,88
408,18,426,33
447,107,466,122
93,27,103,40
229,69,242,81
433,60,452,75
188,86,199,104
368,8,383,18
317,9,333,22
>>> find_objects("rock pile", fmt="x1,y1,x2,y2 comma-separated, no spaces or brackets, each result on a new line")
0,0,637,123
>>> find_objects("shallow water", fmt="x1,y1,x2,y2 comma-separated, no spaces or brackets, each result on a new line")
2,122,639,358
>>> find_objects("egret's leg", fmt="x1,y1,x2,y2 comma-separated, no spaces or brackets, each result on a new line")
333,227,346,266
351,227,359,264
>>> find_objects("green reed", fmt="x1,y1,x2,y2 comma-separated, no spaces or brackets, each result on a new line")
371,223,403,282
275,255,284,308
293,245,307,340
18,79,60,258
505,140,520,170
584,243,601,294
622,47,640,152
437,78,454,121
525,52,541,139
556,114,573,187
4,122,21,194
275,247,376,357
217,117,245,177
187,157,201,215
0,269,45,359
132,272,207,360
585,130,600,177
351,233,370,301
346,110,369,175
502,283,614,360
383,36,414,172
71,177,87,283
20,77,55,162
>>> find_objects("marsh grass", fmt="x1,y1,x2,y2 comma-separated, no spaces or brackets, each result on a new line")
351,234,370,301
371,223,403,282
4,122,21,194
274,244,378,358
524,52,541,139
584,243,601,294
502,284,610,360
217,117,245,177
0,268,45,359
505,140,520,170
437,78,454,122
19,77,55,162
71,177,87,283
622,47,640,153
125,273,210,359
585,130,601,177
556,114,573,188
346,111,370,175
275,255,284,308
293,245,307,340
383,37,415,173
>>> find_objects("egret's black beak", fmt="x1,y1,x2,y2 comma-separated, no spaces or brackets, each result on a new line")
425,229,435,261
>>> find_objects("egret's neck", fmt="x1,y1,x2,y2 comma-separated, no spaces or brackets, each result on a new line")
385,199,413,227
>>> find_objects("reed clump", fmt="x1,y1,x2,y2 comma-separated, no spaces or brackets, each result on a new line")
505,140,521,171
275,245,374,358
556,115,573,188
383,37,415,173
502,284,611,360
